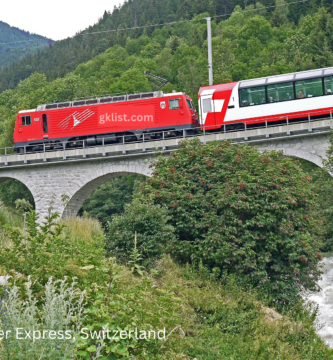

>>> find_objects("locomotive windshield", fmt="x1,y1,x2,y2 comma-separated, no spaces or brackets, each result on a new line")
21,116,31,126
169,99,180,109
186,99,196,110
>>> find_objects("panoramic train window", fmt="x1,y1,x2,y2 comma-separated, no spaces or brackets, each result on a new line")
267,82,294,102
169,99,180,110
295,78,323,99
239,86,265,107
324,76,333,95
21,116,31,126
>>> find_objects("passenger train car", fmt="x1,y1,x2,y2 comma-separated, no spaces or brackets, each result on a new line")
13,91,198,152
198,66,333,130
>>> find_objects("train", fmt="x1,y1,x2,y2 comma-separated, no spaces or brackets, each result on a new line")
14,66,333,152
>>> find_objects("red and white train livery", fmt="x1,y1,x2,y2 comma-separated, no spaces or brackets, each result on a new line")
14,66,333,151
199,66,333,130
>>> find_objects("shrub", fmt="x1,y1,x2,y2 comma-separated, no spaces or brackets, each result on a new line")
106,199,176,264
0,276,85,359
139,138,323,304
0,211,106,292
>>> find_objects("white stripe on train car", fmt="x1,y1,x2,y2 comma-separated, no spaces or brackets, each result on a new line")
213,99,224,112
224,95,333,122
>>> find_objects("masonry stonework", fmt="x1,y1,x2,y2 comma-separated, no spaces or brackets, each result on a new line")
255,133,329,168
0,132,329,220
0,156,152,220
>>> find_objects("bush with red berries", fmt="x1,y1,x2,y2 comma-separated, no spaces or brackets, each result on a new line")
139,138,322,304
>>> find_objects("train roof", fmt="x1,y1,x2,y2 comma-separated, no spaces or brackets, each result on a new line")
239,66,333,89
26,91,186,113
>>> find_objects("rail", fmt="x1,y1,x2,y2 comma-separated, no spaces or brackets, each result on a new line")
1,108,333,167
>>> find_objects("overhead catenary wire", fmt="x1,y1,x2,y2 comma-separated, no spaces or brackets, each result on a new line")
0,0,309,46
80,0,309,36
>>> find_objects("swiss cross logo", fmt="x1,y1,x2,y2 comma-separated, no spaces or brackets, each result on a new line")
58,109,95,130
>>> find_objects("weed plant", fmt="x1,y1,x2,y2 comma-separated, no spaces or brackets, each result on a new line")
0,276,85,359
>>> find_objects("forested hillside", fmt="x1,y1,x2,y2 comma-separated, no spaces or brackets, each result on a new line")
0,0,324,93
0,21,50,71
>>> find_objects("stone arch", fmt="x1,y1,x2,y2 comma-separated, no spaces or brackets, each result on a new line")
261,147,325,169
0,175,36,208
62,165,151,218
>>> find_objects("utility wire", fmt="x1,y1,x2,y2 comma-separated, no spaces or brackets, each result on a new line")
80,0,309,36
80,17,201,36
0,0,309,46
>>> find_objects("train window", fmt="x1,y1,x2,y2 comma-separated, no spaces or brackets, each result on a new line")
169,99,180,110
42,114,48,133
21,116,31,126
202,99,212,113
295,78,323,99
239,86,265,107
324,76,333,95
186,99,193,109
267,82,294,102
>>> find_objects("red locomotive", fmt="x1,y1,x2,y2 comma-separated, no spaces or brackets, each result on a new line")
198,66,333,130
14,91,198,152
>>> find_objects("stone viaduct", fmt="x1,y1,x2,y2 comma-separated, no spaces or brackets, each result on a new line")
0,118,330,220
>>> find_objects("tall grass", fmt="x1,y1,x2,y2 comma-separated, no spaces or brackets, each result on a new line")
0,205,22,249
59,216,103,245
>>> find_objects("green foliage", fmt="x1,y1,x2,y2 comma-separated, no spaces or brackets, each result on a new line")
0,277,85,359
78,256,333,360
128,233,146,276
296,158,333,252
107,199,176,263
15,198,33,213
79,174,146,227
0,211,106,292
0,180,34,210
139,138,322,305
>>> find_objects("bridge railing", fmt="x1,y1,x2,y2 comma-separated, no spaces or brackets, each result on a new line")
0,107,333,166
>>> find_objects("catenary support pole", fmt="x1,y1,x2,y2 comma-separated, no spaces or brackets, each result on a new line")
205,17,213,86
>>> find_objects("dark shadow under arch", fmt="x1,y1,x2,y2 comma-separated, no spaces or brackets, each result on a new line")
0,177,35,209
63,172,148,219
